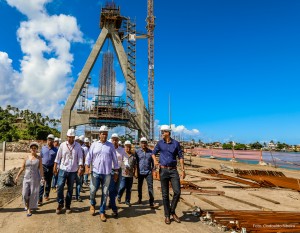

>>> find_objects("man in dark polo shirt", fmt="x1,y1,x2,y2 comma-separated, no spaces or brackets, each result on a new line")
152,125,185,225
135,137,154,207
39,134,58,204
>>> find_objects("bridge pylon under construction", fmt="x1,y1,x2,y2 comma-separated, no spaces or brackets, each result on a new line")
60,3,150,139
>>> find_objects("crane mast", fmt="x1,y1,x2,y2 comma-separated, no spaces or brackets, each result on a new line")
147,0,155,140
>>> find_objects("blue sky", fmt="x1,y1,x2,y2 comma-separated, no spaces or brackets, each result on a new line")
1,0,300,144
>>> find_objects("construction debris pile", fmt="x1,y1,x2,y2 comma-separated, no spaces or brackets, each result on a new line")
200,210,300,233
0,168,18,189
6,141,45,152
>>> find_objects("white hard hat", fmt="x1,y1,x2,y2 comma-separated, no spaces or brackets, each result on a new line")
111,133,119,138
67,129,76,137
118,141,122,145
75,136,79,141
84,137,90,143
108,139,112,143
29,141,39,148
54,137,59,142
140,137,148,142
99,125,109,132
124,140,131,145
160,125,171,131
47,134,55,140
92,139,97,142
79,135,85,141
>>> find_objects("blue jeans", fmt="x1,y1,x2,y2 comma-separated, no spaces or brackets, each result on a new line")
57,169,77,208
108,169,122,212
83,174,89,183
118,176,133,203
138,172,154,205
51,174,58,188
90,172,111,214
75,174,83,199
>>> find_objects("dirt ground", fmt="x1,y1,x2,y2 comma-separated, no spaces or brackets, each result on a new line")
1,153,300,233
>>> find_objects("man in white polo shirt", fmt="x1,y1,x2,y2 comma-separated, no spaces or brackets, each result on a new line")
53,128,84,214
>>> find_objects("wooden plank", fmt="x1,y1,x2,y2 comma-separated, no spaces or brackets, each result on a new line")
192,194,226,210
248,193,280,204
222,195,272,211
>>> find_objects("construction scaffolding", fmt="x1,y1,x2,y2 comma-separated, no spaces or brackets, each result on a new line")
98,52,116,98
147,0,155,140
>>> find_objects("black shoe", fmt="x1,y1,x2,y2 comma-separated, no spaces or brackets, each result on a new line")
112,211,118,217
125,201,131,206
165,217,171,224
76,197,82,202
172,214,181,223
150,203,155,208
117,198,121,204
138,199,142,204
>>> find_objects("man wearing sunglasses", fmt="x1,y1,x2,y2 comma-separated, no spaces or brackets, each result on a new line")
152,125,185,225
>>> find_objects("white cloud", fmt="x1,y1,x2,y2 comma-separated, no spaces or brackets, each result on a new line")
154,120,201,140
0,52,21,105
115,80,125,96
2,0,84,118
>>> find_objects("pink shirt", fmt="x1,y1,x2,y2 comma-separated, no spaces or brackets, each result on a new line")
85,141,119,175
55,141,83,172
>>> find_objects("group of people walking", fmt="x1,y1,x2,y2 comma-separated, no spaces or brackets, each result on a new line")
15,124,185,224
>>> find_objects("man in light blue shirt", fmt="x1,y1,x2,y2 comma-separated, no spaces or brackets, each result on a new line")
85,125,119,222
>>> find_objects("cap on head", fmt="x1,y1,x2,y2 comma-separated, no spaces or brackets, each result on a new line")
79,135,85,141
160,125,171,131
67,128,76,137
124,140,132,145
118,141,122,145
75,136,79,141
29,142,39,148
84,137,90,143
140,137,148,143
99,125,109,132
47,134,55,140
54,137,59,142
111,133,119,138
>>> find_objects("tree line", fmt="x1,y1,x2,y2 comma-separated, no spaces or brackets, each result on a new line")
0,105,60,142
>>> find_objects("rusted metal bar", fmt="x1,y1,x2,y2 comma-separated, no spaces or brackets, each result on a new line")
248,193,280,204
239,175,300,191
222,195,271,210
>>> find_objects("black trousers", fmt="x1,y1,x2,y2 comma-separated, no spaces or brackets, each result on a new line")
138,172,154,205
39,165,53,200
160,168,181,217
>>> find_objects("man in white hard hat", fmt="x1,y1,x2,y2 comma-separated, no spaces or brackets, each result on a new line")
135,137,155,207
117,140,137,207
107,133,126,217
53,128,84,214
85,125,119,222
83,137,90,185
152,125,185,225
74,135,87,202
39,134,58,205
53,137,60,148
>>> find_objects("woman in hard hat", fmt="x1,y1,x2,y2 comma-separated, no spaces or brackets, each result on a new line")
15,142,45,217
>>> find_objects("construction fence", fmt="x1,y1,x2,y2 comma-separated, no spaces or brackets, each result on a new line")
0,142,6,172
